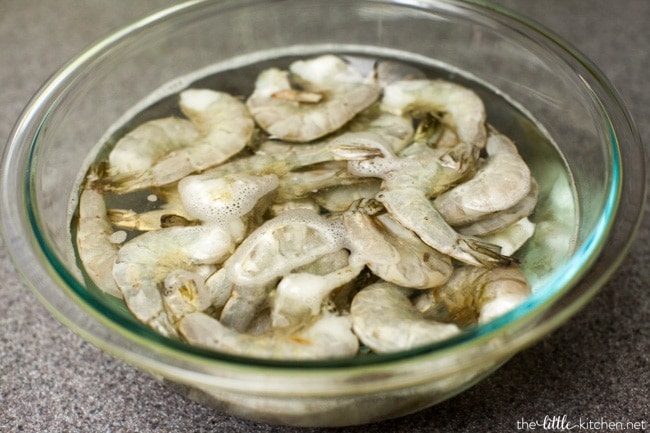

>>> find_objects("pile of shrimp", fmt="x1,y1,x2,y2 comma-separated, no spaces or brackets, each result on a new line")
76,55,538,360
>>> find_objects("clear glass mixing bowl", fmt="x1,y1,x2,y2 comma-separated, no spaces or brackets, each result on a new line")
1,0,645,427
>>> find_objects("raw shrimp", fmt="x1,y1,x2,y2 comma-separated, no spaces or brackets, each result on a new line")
381,79,487,149
433,132,533,226
113,224,236,336
458,179,538,236
114,170,280,334
378,188,510,267
219,282,276,332
203,267,234,312
225,208,348,287
401,116,460,156
178,310,359,360
178,172,278,225
75,53,543,360
373,59,426,87
294,249,352,276
246,55,381,142
343,201,453,289
107,117,199,177
177,131,385,190
76,182,123,298
156,131,382,228
215,208,349,330
414,264,531,326
255,103,414,156
105,89,254,193
346,132,478,198
346,134,510,267
350,282,460,353
268,198,321,217
110,171,279,232
271,261,365,328
161,268,215,323
346,105,414,153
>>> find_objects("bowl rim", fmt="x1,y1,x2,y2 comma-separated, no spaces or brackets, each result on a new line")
1,0,645,374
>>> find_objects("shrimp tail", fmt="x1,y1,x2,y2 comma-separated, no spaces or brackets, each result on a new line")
459,238,517,268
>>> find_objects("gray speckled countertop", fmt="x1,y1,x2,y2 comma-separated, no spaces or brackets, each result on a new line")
1,1,648,432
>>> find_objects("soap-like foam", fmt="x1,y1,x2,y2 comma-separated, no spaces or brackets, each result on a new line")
178,173,279,224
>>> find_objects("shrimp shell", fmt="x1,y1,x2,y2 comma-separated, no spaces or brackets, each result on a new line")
458,179,539,236
415,264,531,326
112,224,236,336
350,282,460,353
343,205,453,289
381,79,487,149
107,117,199,176
433,132,532,226
225,209,347,287
76,186,122,298
246,55,381,142
178,311,359,360
106,89,254,193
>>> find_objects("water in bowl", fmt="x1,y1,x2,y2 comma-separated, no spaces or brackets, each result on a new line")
71,49,578,337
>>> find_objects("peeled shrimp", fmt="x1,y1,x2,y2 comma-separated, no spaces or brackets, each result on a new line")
178,310,359,360
106,89,254,193
350,282,460,353
246,55,381,142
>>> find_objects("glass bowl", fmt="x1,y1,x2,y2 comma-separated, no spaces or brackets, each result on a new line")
1,0,645,427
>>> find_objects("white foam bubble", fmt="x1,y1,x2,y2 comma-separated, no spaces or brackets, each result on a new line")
178,173,278,224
